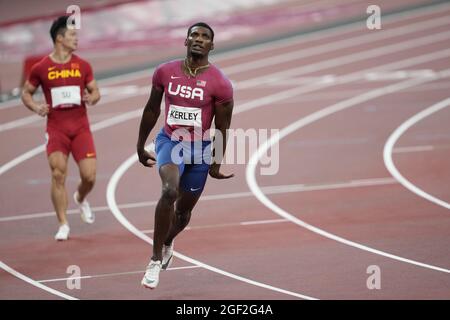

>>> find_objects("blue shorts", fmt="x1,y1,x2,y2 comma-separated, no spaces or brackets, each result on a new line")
155,128,212,194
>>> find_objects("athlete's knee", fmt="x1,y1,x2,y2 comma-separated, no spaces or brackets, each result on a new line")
81,171,96,187
175,209,191,226
51,168,66,185
161,184,178,203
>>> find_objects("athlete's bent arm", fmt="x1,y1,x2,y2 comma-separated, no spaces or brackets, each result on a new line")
83,80,101,106
210,99,234,179
21,81,49,117
136,86,164,167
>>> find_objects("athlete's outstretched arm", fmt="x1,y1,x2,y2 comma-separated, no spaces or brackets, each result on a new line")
210,99,234,179
84,80,101,106
137,86,164,167
21,81,49,117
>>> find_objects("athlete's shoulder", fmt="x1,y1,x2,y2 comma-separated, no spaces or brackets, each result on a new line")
209,64,231,81
209,64,232,87
71,54,91,66
28,56,49,84
153,60,182,83
32,55,51,71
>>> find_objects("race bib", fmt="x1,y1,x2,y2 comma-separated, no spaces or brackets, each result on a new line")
50,85,81,108
167,104,202,127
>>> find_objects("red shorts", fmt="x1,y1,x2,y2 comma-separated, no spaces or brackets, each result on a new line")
46,125,96,163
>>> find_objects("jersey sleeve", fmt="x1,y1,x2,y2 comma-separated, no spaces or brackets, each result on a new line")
28,63,41,88
152,64,165,90
214,74,233,105
84,61,94,84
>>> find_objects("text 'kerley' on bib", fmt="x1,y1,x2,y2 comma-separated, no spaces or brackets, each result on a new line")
50,85,81,108
167,104,202,127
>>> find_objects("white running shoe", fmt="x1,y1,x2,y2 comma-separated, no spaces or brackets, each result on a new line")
162,241,174,270
141,260,162,289
74,191,95,224
55,224,70,241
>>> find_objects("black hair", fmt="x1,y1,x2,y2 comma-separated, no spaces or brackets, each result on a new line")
187,22,214,41
50,16,69,43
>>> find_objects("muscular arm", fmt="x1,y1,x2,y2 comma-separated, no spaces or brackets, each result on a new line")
209,99,234,179
84,79,101,106
21,81,49,117
136,86,164,167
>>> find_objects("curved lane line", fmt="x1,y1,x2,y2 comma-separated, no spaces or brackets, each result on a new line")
246,72,450,274
384,98,450,209
106,144,317,300
0,261,78,300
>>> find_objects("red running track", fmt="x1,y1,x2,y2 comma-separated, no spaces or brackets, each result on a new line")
0,1,449,300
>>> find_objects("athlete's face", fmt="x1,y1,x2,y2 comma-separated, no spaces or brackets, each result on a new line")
58,29,78,51
185,26,214,57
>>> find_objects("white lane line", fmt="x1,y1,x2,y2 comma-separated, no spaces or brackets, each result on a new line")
3,11,450,131
141,218,289,234
246,68,450,274
37,265,201,283
106,145,317,300
0,88,177,131
0,261,78,300
0,177,397,223
0,108,142,177
0,114,42,133
0,145,45,176
0,99,24,110
364,69,437,81
235,47,450,114
240,219,288,226
226,15,450,75
0,206,109,222
238,27,450,90
384,98,450,210
267,82,450,93
262,177,397,193
393,145,435,153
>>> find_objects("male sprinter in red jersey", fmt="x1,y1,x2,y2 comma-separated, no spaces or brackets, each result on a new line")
21,16,100,241
137,22,234,289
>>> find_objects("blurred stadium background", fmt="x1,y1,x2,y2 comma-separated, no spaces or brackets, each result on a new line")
0,0,431,100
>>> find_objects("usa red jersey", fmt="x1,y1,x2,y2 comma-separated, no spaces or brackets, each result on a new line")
152,60,233,141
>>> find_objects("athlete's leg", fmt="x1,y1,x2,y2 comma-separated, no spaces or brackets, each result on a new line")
164,159,210,245
164,190,202,246
72,129,96,202
76,158,96,202
48,151,69,225
152,163,180,262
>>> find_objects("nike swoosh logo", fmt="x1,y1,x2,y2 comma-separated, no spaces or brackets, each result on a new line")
190,187,201,192
171,76,181,79
48,66,56,71
86,153,96,157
